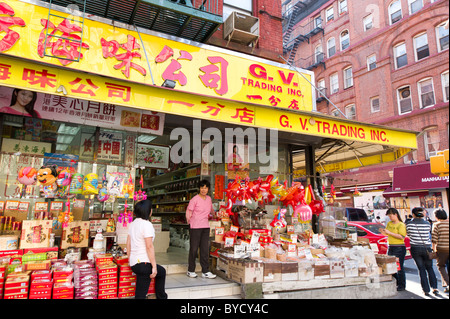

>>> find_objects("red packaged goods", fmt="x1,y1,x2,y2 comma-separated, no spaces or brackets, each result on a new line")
53,282,74,295
94,254,113,266
97,263,117,275
98,283,117,290
53,292,73,299
4,276,29,289
114,256,128,265
51,259,67,268
4,286,28,295
98,293,117,299
118,286,135,294
31,278,53,289
75,290,97,299
148,280,155,294
4,292,27,299
31,270,52,281
98,277,117,285
24,260,51,271
0,250,23,258
29,293,51,299
118,291,135,299
99,287,117,295
53,267,73,283
29,288,52,297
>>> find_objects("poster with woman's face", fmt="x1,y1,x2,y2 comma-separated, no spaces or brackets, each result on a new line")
226,143,249,180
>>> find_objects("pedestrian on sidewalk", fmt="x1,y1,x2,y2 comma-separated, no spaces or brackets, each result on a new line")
186,179,217,279
127,199,168,299
406,207,439,296
432,209,449,293
380,208,407,291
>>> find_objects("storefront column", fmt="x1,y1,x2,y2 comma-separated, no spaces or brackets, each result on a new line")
305,145,319,232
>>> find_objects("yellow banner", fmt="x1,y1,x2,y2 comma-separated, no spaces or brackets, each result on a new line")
0,54,418,151
0,0,314,111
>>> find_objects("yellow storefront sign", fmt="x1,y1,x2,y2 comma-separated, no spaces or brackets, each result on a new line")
0,0,315,111
0,54,418,152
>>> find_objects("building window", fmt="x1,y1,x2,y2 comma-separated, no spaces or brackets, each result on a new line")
408,0,423,14
394,42,407,68
418,78,435,108
397,86,413,114
330,73,339,94
223,0,253,20
367,54,377,70
315,45,324,63
344,67,353,89
340,30,350,50
345,104,356,120
326,6,334,23
414,33,429,61
389,1,402,25
424,126,440,159
363,14,373,31
371,96,380,113
331,110,341,117
403,150,418,164
339,0,348,14
436,22,449,52
314,15,323,28
317,78,326,98
327,37,336,57
442,71,449,102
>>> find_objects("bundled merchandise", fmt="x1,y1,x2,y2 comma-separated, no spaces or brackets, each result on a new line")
3,272,30,299
29,270,52,299
95,254,118,299
52,260,74,299
117,263,136,299
74,260,98,299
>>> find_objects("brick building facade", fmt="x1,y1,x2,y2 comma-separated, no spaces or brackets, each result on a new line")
283,0,449,216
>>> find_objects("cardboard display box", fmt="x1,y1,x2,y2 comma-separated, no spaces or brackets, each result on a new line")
20,220,52,249
228,259,263,284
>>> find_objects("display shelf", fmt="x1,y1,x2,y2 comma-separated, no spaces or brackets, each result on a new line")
148,175,200,189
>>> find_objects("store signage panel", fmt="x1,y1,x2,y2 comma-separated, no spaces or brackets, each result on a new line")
0,0,315,112
0,54,418,151
393,163,449,191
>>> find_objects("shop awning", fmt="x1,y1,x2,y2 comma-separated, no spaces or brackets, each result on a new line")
382,187,429,198
340,183,391,193
392,162,449,191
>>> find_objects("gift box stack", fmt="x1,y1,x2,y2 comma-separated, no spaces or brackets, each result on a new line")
74,260,98,299
118,263,136,299
3,272,30,299
29,270,52,299
95,254,118,299
52,261,74,299
0,262,6,299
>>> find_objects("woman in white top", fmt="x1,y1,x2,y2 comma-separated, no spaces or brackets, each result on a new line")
127,199,168,299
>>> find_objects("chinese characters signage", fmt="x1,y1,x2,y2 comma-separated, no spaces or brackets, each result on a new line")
0,0,315,112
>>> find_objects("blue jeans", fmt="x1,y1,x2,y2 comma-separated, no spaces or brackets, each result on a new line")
410,246,438,293
388,245,406,289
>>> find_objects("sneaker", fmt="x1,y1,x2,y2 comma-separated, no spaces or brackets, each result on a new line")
433,289,440,295
187,271,198,278
444,287,449,293
202,272,217,279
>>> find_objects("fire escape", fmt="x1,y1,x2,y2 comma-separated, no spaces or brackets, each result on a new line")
282,0,324,66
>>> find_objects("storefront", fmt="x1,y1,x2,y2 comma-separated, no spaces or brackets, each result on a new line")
0,0,420,299
383,163,449,221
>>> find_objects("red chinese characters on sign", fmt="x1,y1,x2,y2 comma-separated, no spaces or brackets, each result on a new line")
38,18,89,65
0,63,11,80
69,77,99,97
199,57,229,96
101,35,147,78
0,2,25,52
158,48,193,87
106,82,131,103
231,107,255,124
200,101,225,117
22,68,57,88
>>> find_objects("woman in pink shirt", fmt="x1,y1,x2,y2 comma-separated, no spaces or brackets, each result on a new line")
0,89,40,118
186,179,216,279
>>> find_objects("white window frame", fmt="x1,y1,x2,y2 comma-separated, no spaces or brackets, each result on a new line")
317,78,326,98
327,37,336,57
370,96,380,113
367,54,377,71
326,6,334,23
315,45,324,63
340,30,350,50
330,73,339,94
413,32,429,62
314,15,323,29
363,14,373,31
339,0,348,14
397,86,413,114
435,22,449,52
343,67,353,89
345,104,356,120
418,78,436,109
408,0,423,15
441,71,449,102
394,42,408,69
389,0,402,25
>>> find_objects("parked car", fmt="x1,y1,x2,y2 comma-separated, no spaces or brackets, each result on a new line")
347,221,411,259
345,208,369,222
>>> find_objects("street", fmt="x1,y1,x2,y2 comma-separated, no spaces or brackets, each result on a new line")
391,258,449,300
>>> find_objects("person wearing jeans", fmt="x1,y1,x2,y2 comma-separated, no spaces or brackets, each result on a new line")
380,208,407,291
431,209,449,293
127,199,168,299
406,207,439,296
186,180,216,279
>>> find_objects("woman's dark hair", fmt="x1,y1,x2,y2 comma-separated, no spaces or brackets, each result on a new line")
198,179,210,190
134,199,152,220
412,207,425,218
386,208,403,222
11,89,38,117
434,209,448,220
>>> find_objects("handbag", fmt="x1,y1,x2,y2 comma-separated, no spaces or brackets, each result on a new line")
416,221,437,260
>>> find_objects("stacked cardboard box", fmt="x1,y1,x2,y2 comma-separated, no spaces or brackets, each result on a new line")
97,263,118,299
29,270,52,299
0,263,6,299
74,260,97,299
52,265,74,299
118,263,135,299
3,272,30,299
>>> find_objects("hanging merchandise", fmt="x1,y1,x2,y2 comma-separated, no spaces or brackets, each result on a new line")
107,172,124,197
295,203,313,222
69,173,84,195
97,172,109,202
118,200,133,227
122,173,134,199
307,184,324,216
279,182,305,209
58,199,74,228
353,185,362,197
37,166,58,198
133,175,147,201
17,166,37,198
270,208,287,228
82,173,99,195
55,169,72,198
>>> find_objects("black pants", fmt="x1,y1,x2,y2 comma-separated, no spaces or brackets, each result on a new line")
188,228,210,273
131,263,168,299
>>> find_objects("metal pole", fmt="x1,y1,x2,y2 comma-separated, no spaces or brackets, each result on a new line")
134,24,156,86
